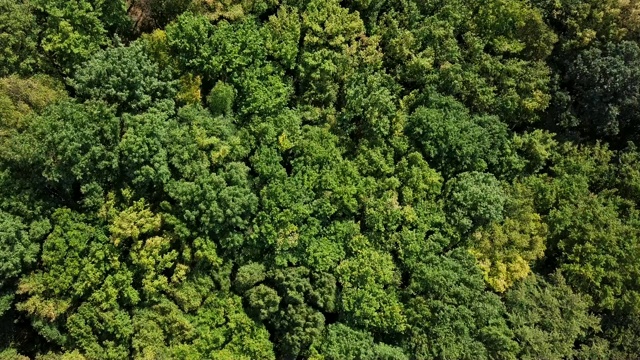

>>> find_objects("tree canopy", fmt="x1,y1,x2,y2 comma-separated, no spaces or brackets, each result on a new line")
2,0,640,358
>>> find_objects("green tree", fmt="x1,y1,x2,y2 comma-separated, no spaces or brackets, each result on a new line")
131,293,275,359
31,0,129,75
445,172,506,235
0,75,66,140
8,101,120,210
531,0,633,52
207,81,236,117
404,250,518,360
376,0,556,124
16,209,136,359
337,248,406,334
0,0,39,76
0,212,50,351
406,94,517,179
265,6,301,70
547,193,640,310
504,272,600,360
72,41,176,115
298,0,380,107
309,323,408,360
555,41,640,142
471,181,547,292
0,212,46,290
165,11,214,75
339,71,399,144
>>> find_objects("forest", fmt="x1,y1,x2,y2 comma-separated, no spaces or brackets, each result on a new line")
2,0,640,359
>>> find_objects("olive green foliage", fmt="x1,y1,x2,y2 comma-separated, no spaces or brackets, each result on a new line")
404,250,518,359
309,323,408,360
0,75,66,138
3,0,640,359
504,272,599,359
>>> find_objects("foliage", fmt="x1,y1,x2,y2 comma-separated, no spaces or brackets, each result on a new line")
445,172,506,235
407,94,517,179
309,323,408,360
72,41,176,115
30,0,129,75
0,0,39,76
471,181,547,292
558,41,640,142
3,0,640,358
404,250,518,359
504,272,600,359
0,75,66,138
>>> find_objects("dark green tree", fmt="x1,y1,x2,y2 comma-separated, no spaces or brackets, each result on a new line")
555,41,640,142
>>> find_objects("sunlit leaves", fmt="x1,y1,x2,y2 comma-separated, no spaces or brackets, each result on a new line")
471,182,547,292
0,0,39,76
337,249,406,333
